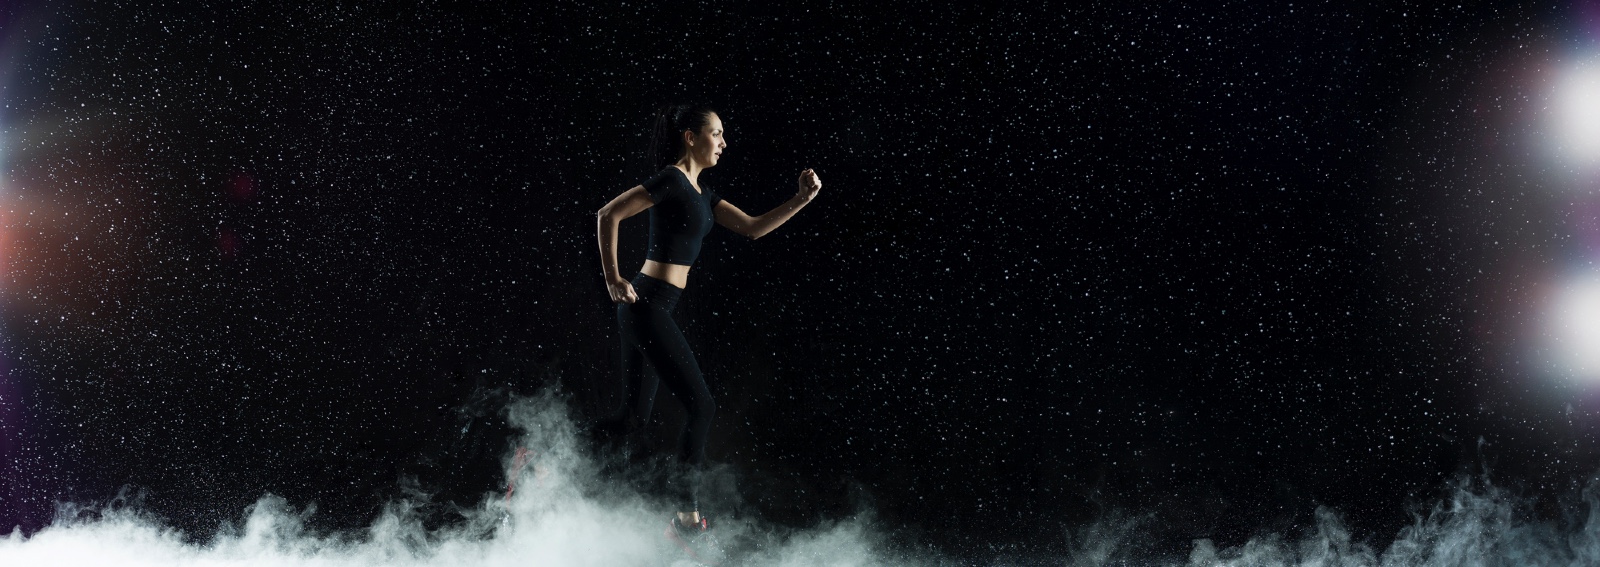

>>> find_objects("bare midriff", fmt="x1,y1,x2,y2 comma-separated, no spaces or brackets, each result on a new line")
640,259,691,289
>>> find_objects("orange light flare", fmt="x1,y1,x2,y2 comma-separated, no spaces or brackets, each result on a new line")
0,193,17,298
0,180,76,312
0,142,163,328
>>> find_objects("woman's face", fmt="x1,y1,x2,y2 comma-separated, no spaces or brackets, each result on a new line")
684,113,726,168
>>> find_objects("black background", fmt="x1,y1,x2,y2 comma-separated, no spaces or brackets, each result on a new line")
2,0,1597,560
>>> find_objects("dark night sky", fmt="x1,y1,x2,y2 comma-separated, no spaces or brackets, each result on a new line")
2,0,1598,560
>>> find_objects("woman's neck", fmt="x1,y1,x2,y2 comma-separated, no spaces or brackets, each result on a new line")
674,161,704,186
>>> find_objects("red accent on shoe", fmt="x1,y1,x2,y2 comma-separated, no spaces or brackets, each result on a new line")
503,447,535,503
666,519,716,564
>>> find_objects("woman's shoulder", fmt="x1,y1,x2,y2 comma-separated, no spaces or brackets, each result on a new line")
645,166,689,185
642,166,690,200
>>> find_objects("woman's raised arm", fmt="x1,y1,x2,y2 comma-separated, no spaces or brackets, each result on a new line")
713,168,821,239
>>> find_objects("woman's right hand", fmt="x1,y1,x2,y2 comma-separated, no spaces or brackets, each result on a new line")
796,168,821,201
607,278,638,304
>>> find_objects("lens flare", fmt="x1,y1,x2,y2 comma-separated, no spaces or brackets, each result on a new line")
1546,273,1600,381
1552,56,1600,170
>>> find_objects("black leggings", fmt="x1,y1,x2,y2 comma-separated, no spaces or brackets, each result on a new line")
601,273,716,471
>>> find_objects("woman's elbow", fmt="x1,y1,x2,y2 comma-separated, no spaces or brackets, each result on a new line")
731,220,761,239
720,220,760,239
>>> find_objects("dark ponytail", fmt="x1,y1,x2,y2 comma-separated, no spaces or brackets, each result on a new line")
648,104,718,170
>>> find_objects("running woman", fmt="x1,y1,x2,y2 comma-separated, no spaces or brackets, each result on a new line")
594,104,821,537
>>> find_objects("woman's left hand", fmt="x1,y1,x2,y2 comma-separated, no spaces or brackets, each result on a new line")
797,168,822,201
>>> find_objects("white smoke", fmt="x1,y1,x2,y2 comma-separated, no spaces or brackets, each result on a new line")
1184,475,1598,567
0,393,920,566
3,394,1597,566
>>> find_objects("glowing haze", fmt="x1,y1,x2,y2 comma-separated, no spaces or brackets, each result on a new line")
1533,19,1600,384
1548,273,1600,382
1552,57,1600,169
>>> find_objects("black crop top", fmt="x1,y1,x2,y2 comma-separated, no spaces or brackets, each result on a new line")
643,166,722,266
